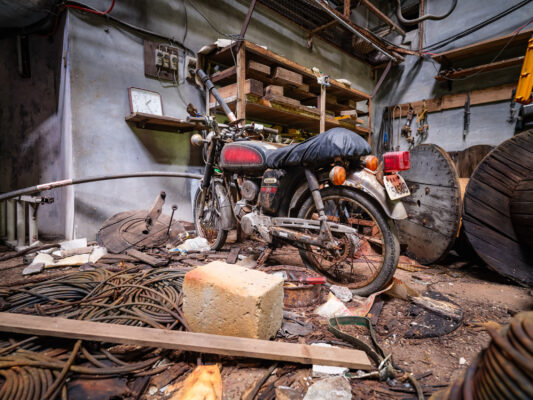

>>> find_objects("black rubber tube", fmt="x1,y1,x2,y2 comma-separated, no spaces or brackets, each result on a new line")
0,171,203,202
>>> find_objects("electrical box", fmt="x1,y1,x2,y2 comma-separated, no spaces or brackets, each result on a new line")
144,40,181,81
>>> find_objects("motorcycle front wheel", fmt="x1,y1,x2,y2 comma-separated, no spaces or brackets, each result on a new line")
297,186,400,296
193,185,228,250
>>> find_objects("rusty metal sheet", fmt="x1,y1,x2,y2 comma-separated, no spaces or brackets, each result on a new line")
396,144,461,265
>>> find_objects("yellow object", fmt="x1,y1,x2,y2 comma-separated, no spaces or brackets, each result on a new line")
171,365,222,400
515,37,533,105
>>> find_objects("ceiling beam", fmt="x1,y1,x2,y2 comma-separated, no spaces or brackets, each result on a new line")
357,0,406,36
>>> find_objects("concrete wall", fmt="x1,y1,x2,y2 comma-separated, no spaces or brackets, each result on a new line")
0,18,71,240
65,0,374,239
372,0,533,152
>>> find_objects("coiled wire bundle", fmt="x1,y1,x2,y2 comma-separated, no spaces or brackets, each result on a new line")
0,267,189,330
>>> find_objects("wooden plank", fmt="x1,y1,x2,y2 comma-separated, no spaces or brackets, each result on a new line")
397,144,461,264
211,66,237,84
448,145,494,178
358,0,406,36
273,66,303,86
125,249,167,267
432,28,533,63
0,313,372,370
236,47,247,120
392,83,516,118
125,113,199,133
435,56,524,81
264,93,301,107
265,85,284,96
248,60,270,76
209,79,263,107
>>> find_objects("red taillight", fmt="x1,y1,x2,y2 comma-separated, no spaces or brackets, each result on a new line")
383,151,410,172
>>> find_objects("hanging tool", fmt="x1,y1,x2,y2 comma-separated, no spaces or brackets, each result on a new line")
463,92,471,140
392,104,402,150
508,88,517,122
416,100,429,144
401,104,415,146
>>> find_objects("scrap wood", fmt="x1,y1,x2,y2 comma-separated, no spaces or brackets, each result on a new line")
0,243,59,262
0,313,373,370
388,278,463,322
241,363,277,400
170,365,222,400
125,248,168,267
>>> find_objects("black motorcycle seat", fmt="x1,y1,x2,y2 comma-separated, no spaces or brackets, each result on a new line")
265,127,371,169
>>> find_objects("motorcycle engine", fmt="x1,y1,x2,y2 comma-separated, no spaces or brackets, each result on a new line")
240,179,259,201
239,209,272,243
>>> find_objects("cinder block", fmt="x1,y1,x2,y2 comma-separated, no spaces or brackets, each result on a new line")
182,261,284,339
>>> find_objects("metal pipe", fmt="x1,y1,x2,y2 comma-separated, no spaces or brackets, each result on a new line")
310,0,397,61
16,201,26,248
6,200,15,242
0,201,5,239
196,69,236,122
0,171,203,202
28,204,39,246
396,0,457,25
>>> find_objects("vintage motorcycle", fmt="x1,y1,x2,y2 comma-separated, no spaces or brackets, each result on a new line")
189,69,411,295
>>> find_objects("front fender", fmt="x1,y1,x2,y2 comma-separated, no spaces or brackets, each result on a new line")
213,179,236,230
344,169,407,220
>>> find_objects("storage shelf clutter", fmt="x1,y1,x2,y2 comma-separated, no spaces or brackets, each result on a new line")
202,40,371,139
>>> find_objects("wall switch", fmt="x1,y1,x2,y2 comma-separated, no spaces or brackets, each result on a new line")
185,55,197,79
162,52,170,69
154,50,164,67
170,53,178,71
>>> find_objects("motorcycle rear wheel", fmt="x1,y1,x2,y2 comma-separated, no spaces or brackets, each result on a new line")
297,186,399,296
193,186,228,250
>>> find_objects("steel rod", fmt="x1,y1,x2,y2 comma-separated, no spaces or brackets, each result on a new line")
0,171,203,202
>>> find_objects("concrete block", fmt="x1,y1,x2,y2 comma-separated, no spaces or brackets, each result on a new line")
182,261,284,339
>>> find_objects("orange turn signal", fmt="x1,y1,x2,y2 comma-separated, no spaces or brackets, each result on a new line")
329,165,346,185
363,155,379,171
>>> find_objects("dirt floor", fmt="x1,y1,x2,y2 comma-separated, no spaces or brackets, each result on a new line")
0,241,531,399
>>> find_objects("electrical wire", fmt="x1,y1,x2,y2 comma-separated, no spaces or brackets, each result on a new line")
63,0,115,15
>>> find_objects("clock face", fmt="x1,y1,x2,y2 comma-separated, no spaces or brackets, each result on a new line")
129,88,163,116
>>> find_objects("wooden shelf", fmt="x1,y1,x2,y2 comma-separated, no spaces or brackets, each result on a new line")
432,28,533,64
210,94,369,135
209,41,370,102
125,113,201,133
435,56,524,81
204,40,371,139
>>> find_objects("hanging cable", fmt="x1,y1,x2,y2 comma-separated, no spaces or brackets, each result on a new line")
63,0,115,16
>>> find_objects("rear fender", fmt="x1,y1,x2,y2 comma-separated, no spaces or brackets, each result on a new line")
344,169,407,220
288,169,407,220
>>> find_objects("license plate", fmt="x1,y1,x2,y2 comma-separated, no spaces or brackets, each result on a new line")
384,173,410,200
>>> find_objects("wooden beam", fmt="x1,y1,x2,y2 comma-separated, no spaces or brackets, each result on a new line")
392,83,516,118
358,0,406,36
435,56,524,81
344,0,351,18
309,19,337,36
432,28,533,64
0,313,373,370
236,47,247,120
418,0,424,53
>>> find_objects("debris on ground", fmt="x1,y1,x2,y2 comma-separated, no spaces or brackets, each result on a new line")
0,238,531,399
303,376,352,400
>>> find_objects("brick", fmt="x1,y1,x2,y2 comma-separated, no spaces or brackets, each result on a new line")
182,261,284,339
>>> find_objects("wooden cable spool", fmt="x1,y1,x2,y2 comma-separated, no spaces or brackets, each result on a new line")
396,144,462,265
463,130,533,286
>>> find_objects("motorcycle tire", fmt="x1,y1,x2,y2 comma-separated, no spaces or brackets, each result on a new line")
297,186,400,296
193,186,228,251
